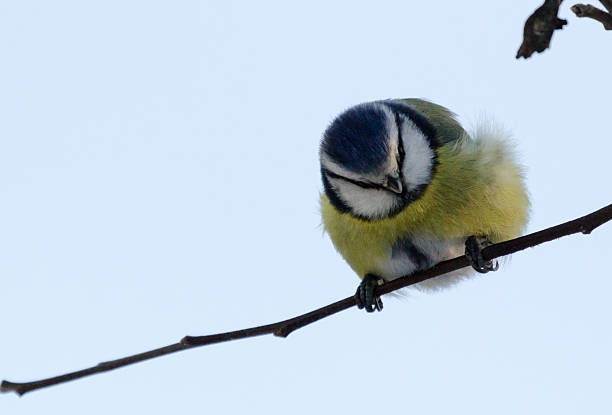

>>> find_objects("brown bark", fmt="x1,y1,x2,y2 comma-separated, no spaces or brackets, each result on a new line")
572,2,612,29
517,0,567,59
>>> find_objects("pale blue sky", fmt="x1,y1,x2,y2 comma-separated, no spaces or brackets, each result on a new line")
2,1,611,414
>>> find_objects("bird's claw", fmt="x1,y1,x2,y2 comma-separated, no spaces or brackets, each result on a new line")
465,235,498,273
355,274,384,312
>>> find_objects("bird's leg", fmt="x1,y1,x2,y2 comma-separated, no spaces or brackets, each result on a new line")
355,274,384,312
465,235,499,273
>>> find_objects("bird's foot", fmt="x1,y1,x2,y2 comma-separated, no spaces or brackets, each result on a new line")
465,235,499,274
355,274,384,313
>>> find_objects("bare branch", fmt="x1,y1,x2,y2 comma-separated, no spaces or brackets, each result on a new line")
600,0,612,13
572,3,612,29
2,203,612,396
517,0,568,59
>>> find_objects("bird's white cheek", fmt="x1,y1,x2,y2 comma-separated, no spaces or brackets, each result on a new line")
331,179,400,219
399,120,435,190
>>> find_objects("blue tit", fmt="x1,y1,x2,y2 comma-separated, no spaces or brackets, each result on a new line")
319,99,529,312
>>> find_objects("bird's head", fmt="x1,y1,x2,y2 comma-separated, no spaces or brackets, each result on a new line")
320,101,439,221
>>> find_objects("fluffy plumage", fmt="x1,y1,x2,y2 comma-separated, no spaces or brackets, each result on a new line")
320,99,529,291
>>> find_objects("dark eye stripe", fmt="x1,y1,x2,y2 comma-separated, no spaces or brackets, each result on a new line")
323,169,383,191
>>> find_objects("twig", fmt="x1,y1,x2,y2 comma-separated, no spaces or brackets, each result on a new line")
517,0,568,59
571,1,612,29
2,203,612,396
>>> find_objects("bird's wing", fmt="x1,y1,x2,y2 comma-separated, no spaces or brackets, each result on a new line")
392,98,468,146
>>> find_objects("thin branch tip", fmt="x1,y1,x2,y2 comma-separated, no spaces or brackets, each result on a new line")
1,380,25,397
571,3,612,30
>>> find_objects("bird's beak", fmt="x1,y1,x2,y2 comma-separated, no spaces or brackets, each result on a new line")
384,175,403,194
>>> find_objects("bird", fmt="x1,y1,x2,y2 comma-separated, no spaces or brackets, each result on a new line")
319,99,529,312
